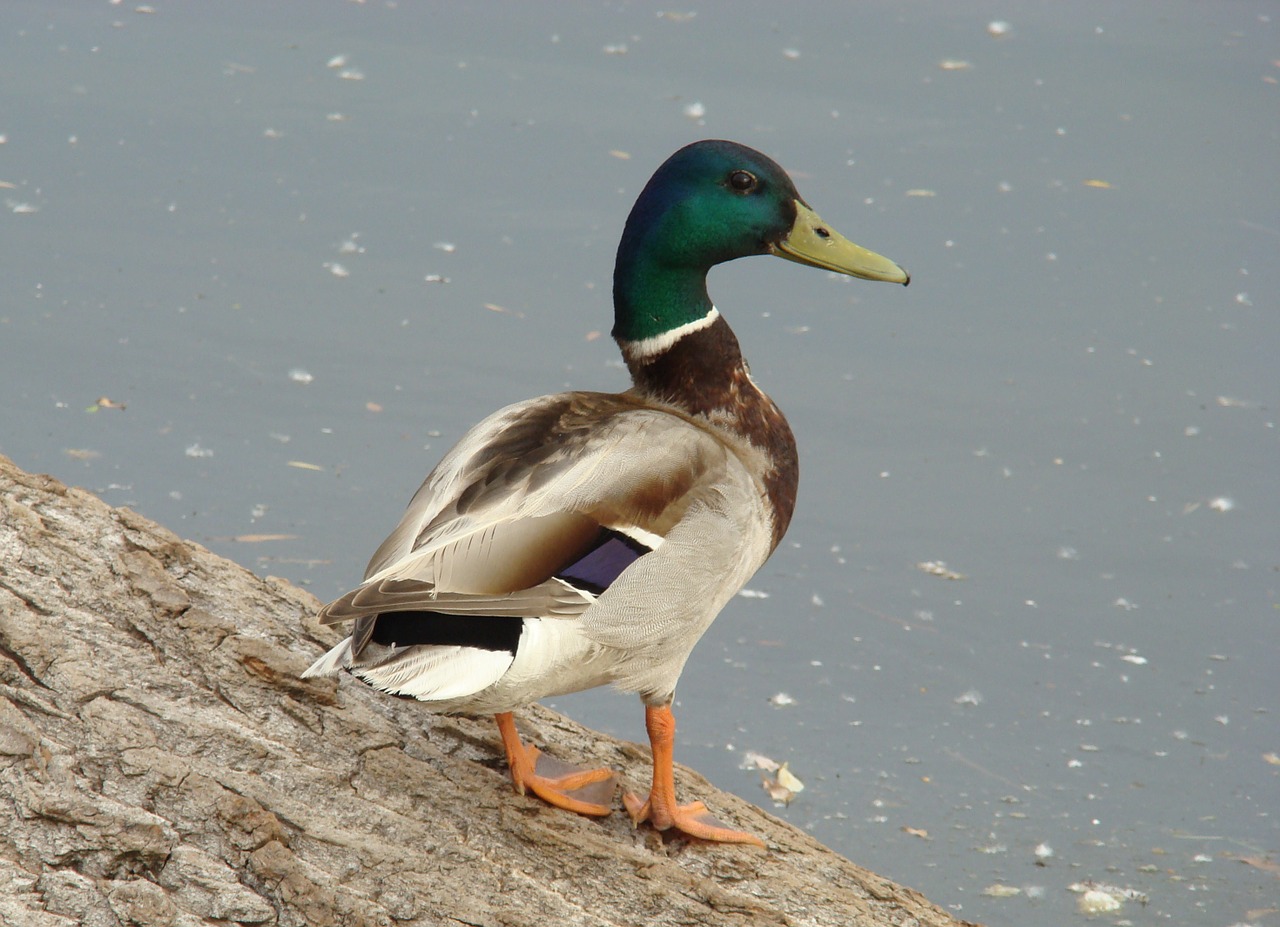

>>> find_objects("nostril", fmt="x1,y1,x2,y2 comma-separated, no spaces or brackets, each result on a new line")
814,226,830,239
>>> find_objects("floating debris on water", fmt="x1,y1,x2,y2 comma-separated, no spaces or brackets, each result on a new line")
769,692,796,708
938,59,972,71
917,560,965,580
981,883,1020,897
185,443,214,459
762,762,804,805
986,20,1012,38
740,751,780,772
1078,889,1120,914
288,368,314,385
1068,881,1148,914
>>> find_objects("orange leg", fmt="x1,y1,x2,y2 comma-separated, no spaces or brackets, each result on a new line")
494,712,617,816
622,703,765,847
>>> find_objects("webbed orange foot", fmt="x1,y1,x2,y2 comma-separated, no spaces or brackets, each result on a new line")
495,712,617,816
625,703,766,848
624,789,765,846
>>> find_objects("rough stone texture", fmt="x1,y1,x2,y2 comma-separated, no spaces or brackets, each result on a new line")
0,453,977,927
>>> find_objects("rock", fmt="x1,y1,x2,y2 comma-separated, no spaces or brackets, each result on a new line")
0,454,976,927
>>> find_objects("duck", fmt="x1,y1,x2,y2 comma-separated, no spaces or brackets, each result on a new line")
303,139,909,847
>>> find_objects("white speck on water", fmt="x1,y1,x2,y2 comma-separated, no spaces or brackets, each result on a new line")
433,241,457,253
683,101,706,122
986,20,1011,37
1209,496,1234,512
738,588,769,599
769,692,796,707
1121,654,1148,665
184,443,214,459
954,689,983,707
324,262,349,278
740,750,780,771
1077,889,1121,914
288,368,314,384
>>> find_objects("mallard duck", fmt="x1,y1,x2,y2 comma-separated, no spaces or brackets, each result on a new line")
303,139,908,846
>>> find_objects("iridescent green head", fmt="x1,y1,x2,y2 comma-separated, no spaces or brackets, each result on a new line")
612,139,909,345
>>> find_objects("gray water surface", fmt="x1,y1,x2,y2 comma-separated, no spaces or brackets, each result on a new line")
3,4,1276,925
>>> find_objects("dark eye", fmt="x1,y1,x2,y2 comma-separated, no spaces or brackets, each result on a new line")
727,170,758,193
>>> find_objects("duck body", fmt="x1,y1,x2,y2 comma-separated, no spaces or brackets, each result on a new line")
304,139,908,845
305,381,785,714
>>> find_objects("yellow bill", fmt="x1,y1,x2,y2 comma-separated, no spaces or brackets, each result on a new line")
772,201,909,285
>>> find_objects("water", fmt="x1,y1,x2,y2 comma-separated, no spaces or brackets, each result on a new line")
3,3,1275,924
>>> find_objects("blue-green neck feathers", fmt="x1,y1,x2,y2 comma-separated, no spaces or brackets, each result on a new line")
611,140,802,346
